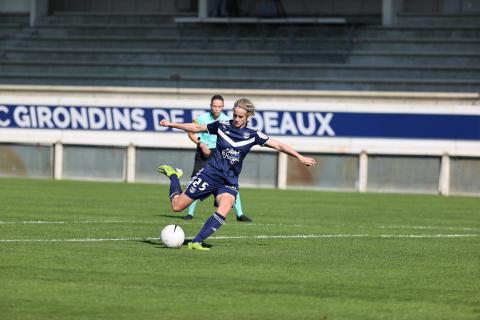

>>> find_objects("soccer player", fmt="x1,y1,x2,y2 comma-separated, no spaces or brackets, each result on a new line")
186,95,252,222
158,98,316,250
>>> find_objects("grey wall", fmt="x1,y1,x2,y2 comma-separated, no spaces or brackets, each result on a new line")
1,143,479,196
0,144,52,178
0,0,30,13
367,155,441,194
62,145,126,181
403,0,480,13
287,154,358,191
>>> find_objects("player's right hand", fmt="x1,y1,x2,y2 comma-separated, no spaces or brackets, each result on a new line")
159,119,171,127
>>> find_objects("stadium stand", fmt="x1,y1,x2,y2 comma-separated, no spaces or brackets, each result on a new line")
0,13,29,37
0,4,479,92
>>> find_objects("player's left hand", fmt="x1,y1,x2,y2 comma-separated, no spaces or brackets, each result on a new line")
199,143,212,156
299,156,316,166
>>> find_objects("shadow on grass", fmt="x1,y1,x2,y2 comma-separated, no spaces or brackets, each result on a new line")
156,214,187,220
138,239,212,249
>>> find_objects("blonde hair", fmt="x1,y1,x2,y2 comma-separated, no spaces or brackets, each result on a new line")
234,98,256,117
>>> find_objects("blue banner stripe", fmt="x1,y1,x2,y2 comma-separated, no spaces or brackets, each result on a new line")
0,105,479,141
332,113,480,140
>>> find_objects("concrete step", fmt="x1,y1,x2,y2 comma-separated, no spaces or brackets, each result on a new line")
2,46,479,65
0,47,347,63
14,35,351,51
0,60,478,80
46,12,194,24
19,34,480,52
31,14,480,39
0,23,24,36
353,26,480,38
14,34,480,52
351,38,480,52
0,13,29,24
31,22,350,38
33,23,181,37
397,13,480,26
0,72,477,92
347,51,480,65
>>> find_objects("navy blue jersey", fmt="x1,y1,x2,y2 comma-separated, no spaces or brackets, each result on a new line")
204,120,269,185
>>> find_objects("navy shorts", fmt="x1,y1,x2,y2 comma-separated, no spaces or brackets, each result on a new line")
185,169,238,201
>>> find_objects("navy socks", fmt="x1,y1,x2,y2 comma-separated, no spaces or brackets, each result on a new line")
192,212,225,243
169,174,182,199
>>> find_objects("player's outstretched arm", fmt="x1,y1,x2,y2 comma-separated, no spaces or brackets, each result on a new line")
187,130,199,144
265,138,316,166
159,119,208,133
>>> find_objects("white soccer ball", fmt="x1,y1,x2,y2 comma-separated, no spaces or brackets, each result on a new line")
160,224,185,248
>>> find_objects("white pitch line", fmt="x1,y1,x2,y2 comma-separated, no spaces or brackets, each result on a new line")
0,220,478,232
0,234,477,243
213,234,479,239
0,237,147,242
377,225,478,231
0,220,135,225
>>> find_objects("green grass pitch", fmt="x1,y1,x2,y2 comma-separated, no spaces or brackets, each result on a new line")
1,178,479,320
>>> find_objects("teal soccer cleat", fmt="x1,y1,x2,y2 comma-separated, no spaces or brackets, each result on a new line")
158,165,184,178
